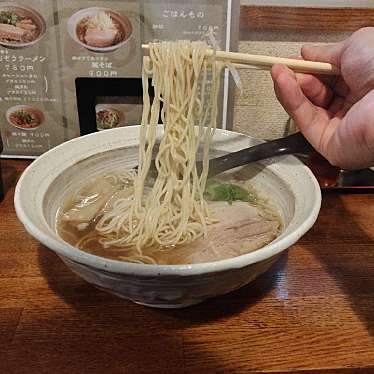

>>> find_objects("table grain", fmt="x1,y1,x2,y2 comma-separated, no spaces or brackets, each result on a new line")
239,5,374,32
1,159,374,374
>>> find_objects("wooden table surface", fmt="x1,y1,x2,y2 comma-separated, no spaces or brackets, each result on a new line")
1,159,374,374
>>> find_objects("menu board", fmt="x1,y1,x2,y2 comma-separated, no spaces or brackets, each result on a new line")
0,0,239,158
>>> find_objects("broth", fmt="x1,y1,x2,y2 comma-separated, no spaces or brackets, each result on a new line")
56,171,282,265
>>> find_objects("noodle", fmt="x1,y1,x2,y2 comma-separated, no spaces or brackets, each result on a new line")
95,41,225,256
58,58,282,267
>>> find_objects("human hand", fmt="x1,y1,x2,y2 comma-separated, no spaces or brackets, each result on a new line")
271,27,374,169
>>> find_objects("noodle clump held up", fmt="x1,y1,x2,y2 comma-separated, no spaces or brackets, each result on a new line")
94,41,225,257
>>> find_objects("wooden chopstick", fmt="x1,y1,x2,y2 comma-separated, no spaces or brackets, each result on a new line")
144,56,260,72
141,44,340,75
212,50,339,75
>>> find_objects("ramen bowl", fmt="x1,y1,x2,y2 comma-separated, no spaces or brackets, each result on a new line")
67,7,133,53
0,3,46,49
15,126,321,308
95,104,125,130
6,105,45,130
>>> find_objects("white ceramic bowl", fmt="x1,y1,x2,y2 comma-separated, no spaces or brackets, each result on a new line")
67,7,133,53
0,3,46,49
14,126,321,308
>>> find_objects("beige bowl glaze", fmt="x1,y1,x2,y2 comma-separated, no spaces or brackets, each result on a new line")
14,126,321,308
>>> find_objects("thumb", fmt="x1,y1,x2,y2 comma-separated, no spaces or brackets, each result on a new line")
301,42,345,66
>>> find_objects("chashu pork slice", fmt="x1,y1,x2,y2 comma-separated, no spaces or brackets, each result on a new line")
84,28,118,48
0,23,27,41
147,201,281,265
16,19,37,31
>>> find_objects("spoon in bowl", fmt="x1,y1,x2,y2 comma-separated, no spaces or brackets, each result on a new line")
205,132,314,177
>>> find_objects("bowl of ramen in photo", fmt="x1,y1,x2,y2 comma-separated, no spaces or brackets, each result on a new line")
14,126,321,308
96,105,124,130
6,105,44,130
0,3,46,49
67,7,133,53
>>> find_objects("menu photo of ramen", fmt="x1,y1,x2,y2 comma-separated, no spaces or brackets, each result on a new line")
95,101,143,131
67,7,133,53
95,104,124,130
0,3,46,48
6,105,45,130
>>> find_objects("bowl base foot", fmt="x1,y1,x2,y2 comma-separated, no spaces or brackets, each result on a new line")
95,285,203,308
132,300,203,309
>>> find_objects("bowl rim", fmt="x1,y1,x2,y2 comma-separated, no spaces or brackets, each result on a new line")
0,3,47,48
66,6,133,53
14,127,321,277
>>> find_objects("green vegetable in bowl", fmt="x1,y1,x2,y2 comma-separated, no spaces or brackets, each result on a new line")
0,11,23,26
204,179,257,204
15,110,36,124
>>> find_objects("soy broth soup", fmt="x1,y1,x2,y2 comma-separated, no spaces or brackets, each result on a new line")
56,170,282,265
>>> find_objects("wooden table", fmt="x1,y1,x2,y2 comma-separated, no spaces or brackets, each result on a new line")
1,159,374,374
